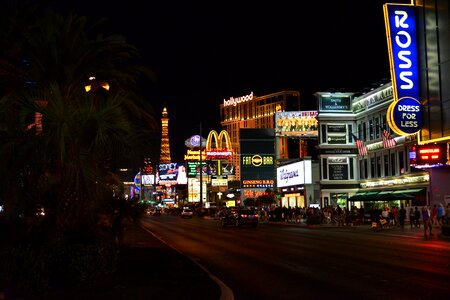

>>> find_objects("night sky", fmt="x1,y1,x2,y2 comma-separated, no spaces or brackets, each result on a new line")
36,0,411,162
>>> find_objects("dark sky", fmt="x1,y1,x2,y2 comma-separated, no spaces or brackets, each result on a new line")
39,0,411,162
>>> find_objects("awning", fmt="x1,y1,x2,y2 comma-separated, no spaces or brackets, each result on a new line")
348,188,425,202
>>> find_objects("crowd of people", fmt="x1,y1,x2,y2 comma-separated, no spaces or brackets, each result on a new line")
254,203,450,234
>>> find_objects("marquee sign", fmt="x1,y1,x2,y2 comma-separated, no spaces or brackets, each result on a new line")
416,144,448,165
384,3,422,136
205,130,233,160
241,155,274,167
276,160,312,188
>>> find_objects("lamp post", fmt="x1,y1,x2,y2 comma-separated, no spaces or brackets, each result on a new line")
199,122,203,207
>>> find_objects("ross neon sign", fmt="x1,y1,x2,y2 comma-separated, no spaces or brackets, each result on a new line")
384,4,422,136
384,4,419,101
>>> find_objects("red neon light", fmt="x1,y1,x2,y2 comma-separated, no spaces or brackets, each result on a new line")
419,148,440,154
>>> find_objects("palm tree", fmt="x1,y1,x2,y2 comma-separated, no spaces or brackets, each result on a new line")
0,4,158,240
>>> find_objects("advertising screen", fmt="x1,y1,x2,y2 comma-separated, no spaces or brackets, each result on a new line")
275,111,318,136
158,162,179,183
277,160,312,188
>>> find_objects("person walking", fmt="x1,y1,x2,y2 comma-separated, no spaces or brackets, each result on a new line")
399,206,407,229
437,204,444,226
422,206,432,237
414,207,421,228
431,204,438,227
409,208,415,228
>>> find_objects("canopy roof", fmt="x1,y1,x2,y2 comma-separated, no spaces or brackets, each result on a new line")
348,188,425,202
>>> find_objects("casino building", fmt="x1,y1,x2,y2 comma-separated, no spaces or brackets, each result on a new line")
220,90,301,180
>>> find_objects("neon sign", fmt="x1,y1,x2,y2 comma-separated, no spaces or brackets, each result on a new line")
384,4,422,136
416,144,448,165
384,4,419,101
387,97,422,135
223,92,253,107
242,155,274,167
205,130,233,160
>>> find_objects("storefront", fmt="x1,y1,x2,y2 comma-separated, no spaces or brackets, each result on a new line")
276,159,318,208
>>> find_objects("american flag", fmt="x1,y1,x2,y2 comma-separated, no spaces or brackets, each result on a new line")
351,133,368,157
382,129,396,148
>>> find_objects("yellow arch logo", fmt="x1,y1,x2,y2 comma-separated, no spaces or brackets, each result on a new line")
206,130,232,150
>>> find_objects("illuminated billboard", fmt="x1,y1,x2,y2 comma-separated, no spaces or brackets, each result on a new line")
384,3,423,136
276,160,312,188
416,144,448,165
275,111,318,136
205,130,233,160
240,128,275,190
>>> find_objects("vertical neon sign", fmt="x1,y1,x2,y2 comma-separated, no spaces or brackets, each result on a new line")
384,4,419,101
384,3,422,136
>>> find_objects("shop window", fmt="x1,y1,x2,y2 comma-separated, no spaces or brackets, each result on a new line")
359,160,364,179
369,119,374,140
391,152,396,176
384,154,389,177
399,151,405,174
349,157,354,179
364,159,368,179
376,155,381,178
370,157,375,178
321,124,327,143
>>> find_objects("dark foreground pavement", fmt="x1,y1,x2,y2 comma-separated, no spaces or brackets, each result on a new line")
8,219,221,300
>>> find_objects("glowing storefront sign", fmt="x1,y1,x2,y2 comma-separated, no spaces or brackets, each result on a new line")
223,92,253,107
205,130,233,159
387,97,423,135
416,144,448,165
384,4,419,101
184,149,206,161
276,160,312,188
242,179,274,188
384,3,422,136
241,155,274,167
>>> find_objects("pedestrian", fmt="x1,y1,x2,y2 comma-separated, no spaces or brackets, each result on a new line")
409,208,415,228
422,206,432,237
437,204,444,226
414,207,421,228
431,204,438,227
399,206,407,229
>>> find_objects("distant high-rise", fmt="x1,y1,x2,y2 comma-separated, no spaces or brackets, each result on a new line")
159,106,172,163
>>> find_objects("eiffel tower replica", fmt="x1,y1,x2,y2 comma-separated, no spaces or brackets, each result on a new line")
159,106,172,163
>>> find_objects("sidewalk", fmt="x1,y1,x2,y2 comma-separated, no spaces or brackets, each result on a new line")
267,219,450,240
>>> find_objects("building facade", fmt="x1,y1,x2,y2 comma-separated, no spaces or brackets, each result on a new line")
220,90,300,180
317,86,429,210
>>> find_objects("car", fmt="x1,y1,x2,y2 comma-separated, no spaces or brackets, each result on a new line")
181,207,193,218
147,208,162,216
220,207,259,227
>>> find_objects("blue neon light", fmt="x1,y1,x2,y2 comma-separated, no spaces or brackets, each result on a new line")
392,97,422,134
386,5,419,101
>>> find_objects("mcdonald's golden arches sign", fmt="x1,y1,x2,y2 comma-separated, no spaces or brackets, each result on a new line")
205,130,233,160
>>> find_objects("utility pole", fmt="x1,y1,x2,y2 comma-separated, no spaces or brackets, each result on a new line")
199,122,203,207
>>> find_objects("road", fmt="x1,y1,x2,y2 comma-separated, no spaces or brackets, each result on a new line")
141,215,450,300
